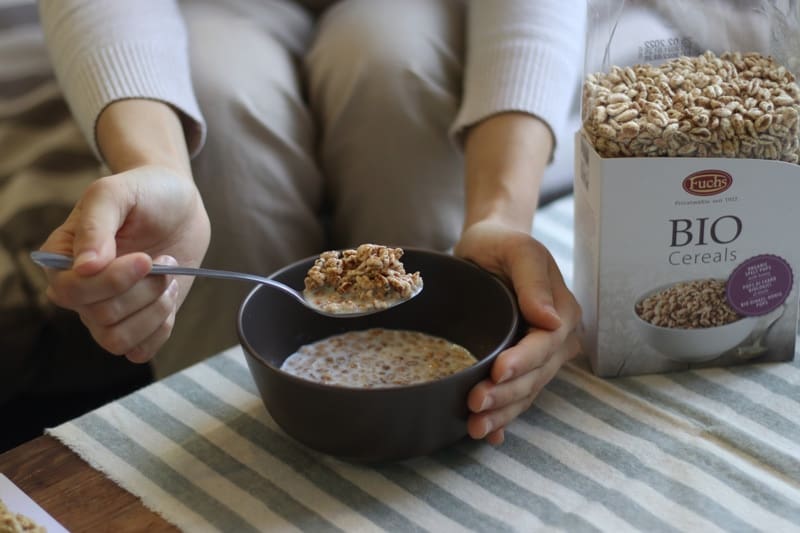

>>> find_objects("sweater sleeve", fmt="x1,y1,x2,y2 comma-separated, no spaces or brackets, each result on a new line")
453,0,587,152
37,0,206,160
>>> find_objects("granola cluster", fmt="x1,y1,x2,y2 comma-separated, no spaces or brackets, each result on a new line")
303,244,422,313
0,500,45,533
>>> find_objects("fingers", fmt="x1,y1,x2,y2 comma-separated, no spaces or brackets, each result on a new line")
548,259,582,328
125,304,178,363
47,253,180,362
454,222,584,445
71,181,129,274
467,330,581,442
485,428,506,446
486,325,568,385
83,278,180,361
46,253,154,307
508,242,562,331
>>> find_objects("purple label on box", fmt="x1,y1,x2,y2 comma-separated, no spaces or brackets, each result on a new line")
726,254,793,316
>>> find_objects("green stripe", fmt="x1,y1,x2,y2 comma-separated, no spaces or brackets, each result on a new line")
172,361,426,533
554,372,800,519
615,378,800,492
495,430,680,533
118,393,340,533
714,365,800,405
538,380,777,531
374,462,514,533
668,371,800,442
522,408,753,530
72,413,260,533
433,446,604,533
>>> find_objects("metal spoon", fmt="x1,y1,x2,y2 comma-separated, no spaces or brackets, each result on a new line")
30,250,421,318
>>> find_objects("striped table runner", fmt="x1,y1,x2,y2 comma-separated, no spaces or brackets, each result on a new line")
49,196,800,532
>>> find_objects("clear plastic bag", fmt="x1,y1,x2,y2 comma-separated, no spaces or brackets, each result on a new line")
581,0,800,161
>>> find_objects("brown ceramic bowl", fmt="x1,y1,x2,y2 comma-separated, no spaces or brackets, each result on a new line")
237,248,520,462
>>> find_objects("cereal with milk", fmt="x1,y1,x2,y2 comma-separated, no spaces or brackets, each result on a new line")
303,244,422,314
280,328,477,387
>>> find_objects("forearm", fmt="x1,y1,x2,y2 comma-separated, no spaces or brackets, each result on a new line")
463,112,553,232
97,99,192,178
38,0,205,160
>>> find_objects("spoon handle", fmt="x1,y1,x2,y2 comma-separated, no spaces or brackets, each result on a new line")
30,250,417,318
30,251,279,290
148,264,274,285
30,251,74,270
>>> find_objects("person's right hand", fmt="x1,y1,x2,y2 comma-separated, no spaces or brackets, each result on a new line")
39,164,211,363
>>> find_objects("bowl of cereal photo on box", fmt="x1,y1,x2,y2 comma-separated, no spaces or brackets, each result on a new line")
632,278,758,363
237,245,520,462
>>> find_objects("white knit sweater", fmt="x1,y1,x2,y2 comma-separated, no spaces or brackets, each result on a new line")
37,0,587,159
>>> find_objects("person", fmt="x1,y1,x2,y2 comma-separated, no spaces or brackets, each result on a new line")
36,0,586,445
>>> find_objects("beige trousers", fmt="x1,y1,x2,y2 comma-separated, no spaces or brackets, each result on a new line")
158,0,468,376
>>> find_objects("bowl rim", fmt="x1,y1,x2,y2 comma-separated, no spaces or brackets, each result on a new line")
237,246,520,392
631,277,757,332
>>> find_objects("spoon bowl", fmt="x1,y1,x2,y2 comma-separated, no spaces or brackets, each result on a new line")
29,251,421,318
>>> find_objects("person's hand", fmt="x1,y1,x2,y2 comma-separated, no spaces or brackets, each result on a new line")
39,164,211,363
454,220,582,445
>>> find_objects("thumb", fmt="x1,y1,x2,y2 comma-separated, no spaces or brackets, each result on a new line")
71,183,126,275
510,248,562,331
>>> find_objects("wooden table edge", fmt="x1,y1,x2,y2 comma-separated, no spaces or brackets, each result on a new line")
0,435,179,532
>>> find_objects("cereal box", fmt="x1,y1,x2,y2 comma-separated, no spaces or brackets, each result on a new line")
573,0,800,376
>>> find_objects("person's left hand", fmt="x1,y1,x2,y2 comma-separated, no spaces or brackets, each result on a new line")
454,219,582,445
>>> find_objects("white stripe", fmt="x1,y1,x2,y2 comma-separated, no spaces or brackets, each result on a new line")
559,365,800,505
408,456,543,531
700,367,800,426
463,443,637,532
147,378,385,533
632,374,800,457
512,419,718,531
220,345,249,367
550,196,575,218
538,388,797,532
318,458,472,533
533,215,574,252
198,358,470,533
93,404,300,533
47,424,212,533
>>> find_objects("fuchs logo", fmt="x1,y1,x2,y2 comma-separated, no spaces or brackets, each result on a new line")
682,170,733,196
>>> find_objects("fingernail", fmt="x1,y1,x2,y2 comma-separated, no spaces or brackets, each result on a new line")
481,418,494,438
543,304,560,320
498,369,513,384
159,255,179,266
479,396,493,412
74,251,97,268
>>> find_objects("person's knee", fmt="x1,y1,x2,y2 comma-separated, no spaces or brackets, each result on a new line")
185,6,302,128
307,0,463,121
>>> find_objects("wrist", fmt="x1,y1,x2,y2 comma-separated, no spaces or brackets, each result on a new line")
463,112,553,231
96,99,193,178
